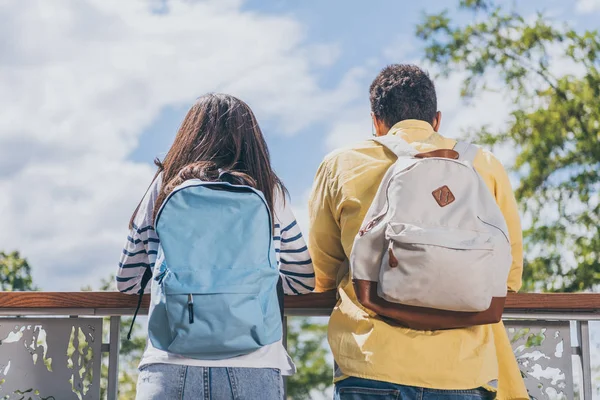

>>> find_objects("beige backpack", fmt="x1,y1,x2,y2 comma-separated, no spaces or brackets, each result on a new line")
348,136,512,327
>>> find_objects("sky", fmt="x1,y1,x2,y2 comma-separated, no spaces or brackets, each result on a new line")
1,0,599,291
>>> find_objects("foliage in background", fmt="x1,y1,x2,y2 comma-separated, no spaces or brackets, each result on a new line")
0,251,36,291
417,0,600,292
285,318,331,400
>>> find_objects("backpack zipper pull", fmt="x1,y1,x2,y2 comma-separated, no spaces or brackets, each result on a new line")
388,247,399,268
187,294,194,324
155,270,166,285
359,215,383,236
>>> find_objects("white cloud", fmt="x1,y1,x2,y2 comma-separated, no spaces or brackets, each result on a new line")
0,0,361,290
576,0,600,13
291,188,314,241
382,34,418,62
325,105,372,151
435,72,519,168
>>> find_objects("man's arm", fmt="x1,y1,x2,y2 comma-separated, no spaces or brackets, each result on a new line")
308,161,346,292
354,280,505,331
489,155,524,292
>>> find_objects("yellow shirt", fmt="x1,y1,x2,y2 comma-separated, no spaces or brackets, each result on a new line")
308,120,528,399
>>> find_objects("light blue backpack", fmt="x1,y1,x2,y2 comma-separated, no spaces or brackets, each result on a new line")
146,179,282,359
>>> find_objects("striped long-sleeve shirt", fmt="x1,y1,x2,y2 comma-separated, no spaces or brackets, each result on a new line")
117,173,314,296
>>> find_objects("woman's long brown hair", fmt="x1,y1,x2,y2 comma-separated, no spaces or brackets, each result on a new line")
129,93,287,228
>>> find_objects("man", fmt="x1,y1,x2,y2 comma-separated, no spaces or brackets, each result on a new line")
308,64,527,399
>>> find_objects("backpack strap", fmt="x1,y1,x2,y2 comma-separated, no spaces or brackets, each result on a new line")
373,135,418,158
453,141,479,164
127,267,153,340
277,276,285,324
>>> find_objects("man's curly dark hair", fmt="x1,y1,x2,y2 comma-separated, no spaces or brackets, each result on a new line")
369,64,437,128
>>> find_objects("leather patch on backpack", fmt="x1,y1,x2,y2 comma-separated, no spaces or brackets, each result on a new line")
432,185,455,207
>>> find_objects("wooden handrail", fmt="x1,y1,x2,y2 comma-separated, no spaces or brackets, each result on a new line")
0,292,599,313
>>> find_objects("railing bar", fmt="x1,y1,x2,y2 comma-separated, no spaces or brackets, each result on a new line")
98,308,141,315
577,321,593,400
107,316,121,400
101,343,110,353
503,312,600,321
284,309,600,320
0,308,97,316
284,309,332,317
3,292,600,311
3,310,599,321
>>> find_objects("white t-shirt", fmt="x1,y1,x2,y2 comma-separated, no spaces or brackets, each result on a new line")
116,174,314,375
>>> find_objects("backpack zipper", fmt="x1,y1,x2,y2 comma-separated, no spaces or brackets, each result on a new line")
477,217,510,243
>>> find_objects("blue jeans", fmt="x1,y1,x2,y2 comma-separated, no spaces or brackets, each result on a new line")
334,377,495,400
136,364,284,400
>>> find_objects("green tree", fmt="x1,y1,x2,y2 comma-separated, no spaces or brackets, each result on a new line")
285,318,331,400
416,0,600,292
0,251,36,291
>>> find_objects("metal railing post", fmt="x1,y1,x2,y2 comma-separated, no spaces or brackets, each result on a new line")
576,321,593,399
107,316,121,400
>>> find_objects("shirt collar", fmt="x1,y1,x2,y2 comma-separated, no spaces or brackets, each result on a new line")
387,119,436,143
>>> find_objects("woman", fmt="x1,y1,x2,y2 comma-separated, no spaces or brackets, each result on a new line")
117,93,315,399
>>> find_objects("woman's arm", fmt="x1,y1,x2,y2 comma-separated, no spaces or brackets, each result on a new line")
116,175,162,294
116,224,158,294
276,199,315,295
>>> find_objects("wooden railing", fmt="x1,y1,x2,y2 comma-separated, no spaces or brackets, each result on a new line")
1,291,600,315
